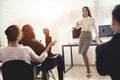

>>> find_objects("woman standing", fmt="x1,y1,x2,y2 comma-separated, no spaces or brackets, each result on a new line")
75,6,102,77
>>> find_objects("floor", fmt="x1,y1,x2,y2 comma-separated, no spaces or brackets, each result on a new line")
51,65,111,80
0,65,111,80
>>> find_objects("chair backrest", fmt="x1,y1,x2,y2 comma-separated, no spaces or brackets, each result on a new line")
1,60,34,80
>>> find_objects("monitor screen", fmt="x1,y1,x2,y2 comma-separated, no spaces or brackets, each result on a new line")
72,28,81,38
99,25,113,37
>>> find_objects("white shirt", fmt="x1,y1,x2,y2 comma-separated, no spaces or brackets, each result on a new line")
77,17,96,32
0,46,48,65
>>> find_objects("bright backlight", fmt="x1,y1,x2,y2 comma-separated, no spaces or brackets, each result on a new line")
38,1,62,25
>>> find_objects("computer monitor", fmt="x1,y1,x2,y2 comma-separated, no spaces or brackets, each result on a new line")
99,25,113,37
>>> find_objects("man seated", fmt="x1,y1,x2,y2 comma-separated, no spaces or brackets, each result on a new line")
21,24,64,80
96,4,120,80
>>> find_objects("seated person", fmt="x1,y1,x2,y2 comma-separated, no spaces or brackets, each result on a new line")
21,24,64,80
0,25,56,66
96,4,120,80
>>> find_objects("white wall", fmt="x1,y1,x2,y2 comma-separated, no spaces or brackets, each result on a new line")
0,0,94,46
94,0,120,25
0,0,120,65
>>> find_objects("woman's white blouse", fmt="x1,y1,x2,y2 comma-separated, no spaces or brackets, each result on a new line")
0,46,48,64
77,17,96,32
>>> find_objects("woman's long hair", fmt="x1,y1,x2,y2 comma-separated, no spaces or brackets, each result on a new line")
22,24,35,40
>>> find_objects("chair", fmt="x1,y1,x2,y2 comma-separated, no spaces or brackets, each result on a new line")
1,60,34,80
33,63,56,80
33,55,57,80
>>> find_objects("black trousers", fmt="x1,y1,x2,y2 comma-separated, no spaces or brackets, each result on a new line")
37,54,64,80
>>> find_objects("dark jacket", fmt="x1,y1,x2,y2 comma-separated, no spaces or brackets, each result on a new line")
45,35,52,56
96,33,120,80
22,37,45,56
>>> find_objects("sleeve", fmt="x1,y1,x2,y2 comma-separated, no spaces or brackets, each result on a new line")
0,48,3,62
0,52,2,67
46,36,52,47
91,18,99,37
26,46,48,63
91,18,96,29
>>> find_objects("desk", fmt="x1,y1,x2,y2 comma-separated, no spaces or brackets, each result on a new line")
62,43,97,73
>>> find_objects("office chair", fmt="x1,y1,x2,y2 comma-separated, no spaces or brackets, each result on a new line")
33,56,57,80
1,60,34,80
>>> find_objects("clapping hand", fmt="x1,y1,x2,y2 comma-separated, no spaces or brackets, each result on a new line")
50,40,58,46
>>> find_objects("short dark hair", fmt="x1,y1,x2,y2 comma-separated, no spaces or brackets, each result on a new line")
112,4,120,24
5,25,20,42
82,6,92,17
